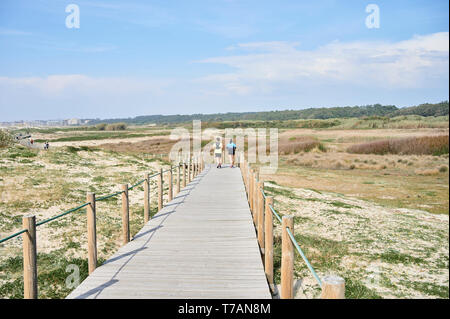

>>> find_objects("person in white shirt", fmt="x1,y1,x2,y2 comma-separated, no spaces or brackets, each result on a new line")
214,137,223,168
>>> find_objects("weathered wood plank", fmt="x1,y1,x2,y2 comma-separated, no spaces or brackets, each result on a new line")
67,165,270,299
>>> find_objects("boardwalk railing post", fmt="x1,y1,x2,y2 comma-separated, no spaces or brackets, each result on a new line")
22,215,37,299
249,169,254,213
193,158,196,178
188,159,191,183
168,166,173,202
87,192,97,274
281,215,294,299
201,152,204,171
257,181,264,252
144,173,150,223
158,168,163,211
183,161,187,188
264,196,274,290
253,170,259,223
121,184,130,245
177,163,181,195
321,276,345,299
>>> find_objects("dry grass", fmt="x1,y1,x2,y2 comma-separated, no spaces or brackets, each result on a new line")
97,137,176,154
415,169,440,176
279,136,324,155
347,135,449,156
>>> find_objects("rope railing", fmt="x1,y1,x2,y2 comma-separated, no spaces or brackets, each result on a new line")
241,159,345,299
0,164,185,244
0,229,27,244
286,227,322,287
0,156,206,299
96,190,124,202
268,200,321,287
36,202,90,227
269,204,282,223
128,179,146,191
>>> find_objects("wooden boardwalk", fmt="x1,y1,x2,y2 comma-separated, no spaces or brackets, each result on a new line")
67,164,271,299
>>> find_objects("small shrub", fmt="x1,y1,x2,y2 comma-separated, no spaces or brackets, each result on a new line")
65,146,80,153
278,136,321,155
0,130,13,148
439,165,448,173
317,143,327,152
95,123,107,131
105,122,127,131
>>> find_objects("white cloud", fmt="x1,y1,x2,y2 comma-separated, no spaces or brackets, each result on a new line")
0,75,170,96
0,33,448,121
196,32,449,94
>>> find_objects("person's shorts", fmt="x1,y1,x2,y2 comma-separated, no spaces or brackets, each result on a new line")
215,153,222,158
228,149,235,155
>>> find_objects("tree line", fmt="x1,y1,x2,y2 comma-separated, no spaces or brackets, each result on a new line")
87,101,448,125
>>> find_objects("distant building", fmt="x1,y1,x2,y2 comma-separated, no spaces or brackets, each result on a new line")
67,118,81,125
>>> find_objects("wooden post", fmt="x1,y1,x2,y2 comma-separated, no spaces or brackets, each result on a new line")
144,173,150,223
244,163,247,191
121,184,130,245
247,166,251,199
158,168,163,211
249,169,253,211
177,163,181,195
257,181,264,251
193,159,197,178
183,162,187,187
253,170,259,222
321,275,345,299
168,167,173,202
188,159,191,183
22,215,37,299
281,215,294,299
86,192,97,274
264,196,274,289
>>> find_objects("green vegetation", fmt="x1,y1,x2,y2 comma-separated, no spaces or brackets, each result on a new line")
0,130,13,148
345,277,382,299
375,249,424,265
393,101,449,117
86,101,448,125
0,251,106,299
35,132,168,143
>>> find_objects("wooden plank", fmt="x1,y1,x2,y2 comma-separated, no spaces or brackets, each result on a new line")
67,165,270,299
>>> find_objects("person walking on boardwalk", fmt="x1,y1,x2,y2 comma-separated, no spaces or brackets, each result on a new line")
226,138,237,168
214,137,223,168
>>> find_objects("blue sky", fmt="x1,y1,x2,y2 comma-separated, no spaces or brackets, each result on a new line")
0,0,448,121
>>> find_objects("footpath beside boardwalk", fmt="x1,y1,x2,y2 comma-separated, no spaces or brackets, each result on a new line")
67,164,271,299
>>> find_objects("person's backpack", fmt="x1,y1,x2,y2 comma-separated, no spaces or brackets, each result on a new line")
215,142,221,150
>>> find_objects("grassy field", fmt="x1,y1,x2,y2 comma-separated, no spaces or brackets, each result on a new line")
0,115,448,298
0,143,171,298
256,123,449,298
